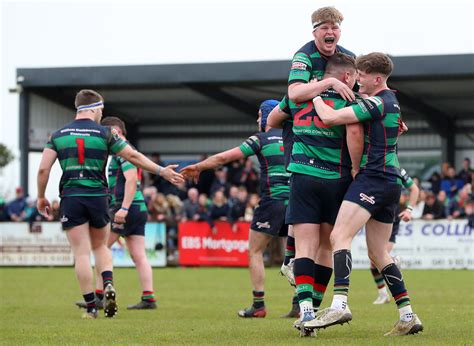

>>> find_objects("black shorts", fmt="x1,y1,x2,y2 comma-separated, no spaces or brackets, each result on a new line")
110,203,148,237
389,221,400,243
344,174,402,224
251,198,288,237
60,196,110,230
286,173,352,225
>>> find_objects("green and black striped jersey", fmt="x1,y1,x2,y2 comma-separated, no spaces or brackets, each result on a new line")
108,150,145,207
288,41,355,85
349,89,403,184
287,89,354,179
239,128,291,201
45,119,128,197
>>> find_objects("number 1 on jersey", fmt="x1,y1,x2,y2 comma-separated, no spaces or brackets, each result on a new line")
76,138,85,165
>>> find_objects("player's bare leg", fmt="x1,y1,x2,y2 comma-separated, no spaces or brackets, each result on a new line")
91,224,117,318
366,219,423,336
66,223,97,318
126,235,156,309
238,230,272,318
305,202,369,330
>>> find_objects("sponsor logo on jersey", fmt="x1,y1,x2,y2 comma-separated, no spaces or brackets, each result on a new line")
359,193,375,205
256,222,271,229
291,62,307,70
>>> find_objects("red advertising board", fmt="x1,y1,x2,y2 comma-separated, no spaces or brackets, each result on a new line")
178,221,250,267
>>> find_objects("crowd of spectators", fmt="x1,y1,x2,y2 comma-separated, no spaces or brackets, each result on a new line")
1,156,473,256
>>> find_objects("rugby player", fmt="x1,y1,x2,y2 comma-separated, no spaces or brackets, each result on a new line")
266,100,299,318
371,168,419,304
288,6,356,104
37,89,183,319
307,53,423,336
75,116,157,310
269,54,364,336
181,100,291,318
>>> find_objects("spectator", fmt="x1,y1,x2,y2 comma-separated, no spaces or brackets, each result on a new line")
143,186,158,206
440,167,464,199
49,200,61,221
149,193,171,222
457,158,473,185
23,197,42,222
422,192,445,220
245,193,260,222
466,197,474,228
209,168,231,197
169,180,188,201
229,186,248,223
182,188,200,221
437,190,450,218
448,184,471,220
239,158,259,194
428,172,441,195
209,190,229,222
411,189,425,219
165,194,184,258
195,155,214,195
7,187,27,222
227,158,245,186
0,197,6,221
228,185,239,203
441,162,451,179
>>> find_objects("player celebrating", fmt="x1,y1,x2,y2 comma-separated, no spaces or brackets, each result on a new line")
37,90,183,319
269,54,364,336
371,168,419,305
288,6,356,104
306,53,423,336
181,100,291,318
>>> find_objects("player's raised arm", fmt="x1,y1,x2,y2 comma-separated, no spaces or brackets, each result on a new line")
116,146,184,186
181,147,244,184
289,78,355,103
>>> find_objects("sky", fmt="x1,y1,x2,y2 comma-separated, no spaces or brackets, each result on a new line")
0,0,473,199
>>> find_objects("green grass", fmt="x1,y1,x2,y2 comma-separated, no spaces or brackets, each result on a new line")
1,267,473,345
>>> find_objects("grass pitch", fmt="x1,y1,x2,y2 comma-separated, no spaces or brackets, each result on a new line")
1,267,473,345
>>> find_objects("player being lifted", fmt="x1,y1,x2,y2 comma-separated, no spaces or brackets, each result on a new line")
306,53,423,336
181,100,291,318
269,53,364,336
37,90,184,319
75,116,158,311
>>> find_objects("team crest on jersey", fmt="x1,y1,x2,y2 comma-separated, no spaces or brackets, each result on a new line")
291,62,307,70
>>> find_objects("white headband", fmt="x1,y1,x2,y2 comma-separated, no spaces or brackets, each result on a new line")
76,101,104,112
312,21,341,30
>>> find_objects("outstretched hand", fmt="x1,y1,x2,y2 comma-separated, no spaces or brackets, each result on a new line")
160,164,185,186
180,164,201,184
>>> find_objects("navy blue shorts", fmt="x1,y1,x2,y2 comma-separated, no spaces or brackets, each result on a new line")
60,196,110,230
110,203,148,237
389,221,400,243
251,198,288,237
344,174,401,224
286,173,352,225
